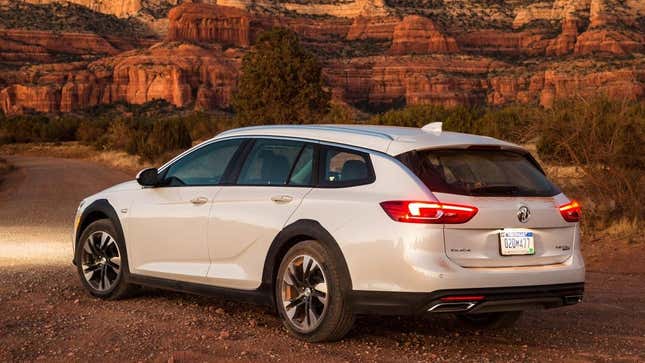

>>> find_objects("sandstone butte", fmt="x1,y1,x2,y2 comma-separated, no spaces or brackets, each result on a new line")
0,0,642,115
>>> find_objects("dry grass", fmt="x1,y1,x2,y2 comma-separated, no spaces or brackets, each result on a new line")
0,142,150,174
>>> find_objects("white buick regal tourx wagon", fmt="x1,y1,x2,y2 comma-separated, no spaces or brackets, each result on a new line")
73,124,585,341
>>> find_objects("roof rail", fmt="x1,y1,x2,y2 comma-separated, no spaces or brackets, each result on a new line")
217,124,394,141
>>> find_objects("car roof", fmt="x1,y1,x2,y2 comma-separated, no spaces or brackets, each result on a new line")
215,124,522,156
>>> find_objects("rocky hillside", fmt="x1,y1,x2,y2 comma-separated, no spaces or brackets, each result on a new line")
0,0,642,115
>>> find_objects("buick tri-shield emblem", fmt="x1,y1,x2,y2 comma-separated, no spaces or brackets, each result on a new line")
517,206,531,223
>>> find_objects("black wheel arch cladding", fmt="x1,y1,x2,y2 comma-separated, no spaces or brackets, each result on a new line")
74,199,128,274
262,219,353,295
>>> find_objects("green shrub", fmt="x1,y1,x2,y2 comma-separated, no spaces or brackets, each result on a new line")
180,112,237,141
371,104,481,128
1,115,49,143
142,118,192,161
76,119,110,148
538,99,644,169
537,99,644,231
474,105,538,144
233,28,331,124
40,116,80,142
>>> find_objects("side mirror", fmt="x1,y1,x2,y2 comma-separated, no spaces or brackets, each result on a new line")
136,168,160,187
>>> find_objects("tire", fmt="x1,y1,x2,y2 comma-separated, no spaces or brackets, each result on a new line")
75,219,135,300
275,240,355,342
457,311,523,329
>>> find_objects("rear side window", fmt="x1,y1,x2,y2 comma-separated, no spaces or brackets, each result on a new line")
237,139,305,186
319,147,374,187
289,144,314,186
397,148,560,197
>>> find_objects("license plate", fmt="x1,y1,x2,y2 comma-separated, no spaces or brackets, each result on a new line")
500,229,535,256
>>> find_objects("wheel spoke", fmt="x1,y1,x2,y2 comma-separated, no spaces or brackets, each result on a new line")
283,269,297,287
107,259,120,271
102,265,111,289
83,264,101,281
83,262,102,273
87,236,101,257
105,262,119,276
313,282,327,294
288,264,302,287
307,299,318,326
284,295,305,319
302,256,313,281
99,232,111,253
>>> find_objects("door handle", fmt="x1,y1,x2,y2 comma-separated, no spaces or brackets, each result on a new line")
190,196,209,205
271,195,293,204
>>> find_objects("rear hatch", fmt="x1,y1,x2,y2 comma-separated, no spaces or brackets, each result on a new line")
397,147,575,268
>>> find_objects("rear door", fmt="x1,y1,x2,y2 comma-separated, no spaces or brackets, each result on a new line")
398,148,575,267
205,138,315,289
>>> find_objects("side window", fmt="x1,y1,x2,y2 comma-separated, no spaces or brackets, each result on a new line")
320,146,373,187
237,139,305,186
288,144,314,186
162,139,244,186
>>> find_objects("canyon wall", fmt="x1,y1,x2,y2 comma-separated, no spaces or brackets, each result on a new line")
0,1,642,115
0,43,241,114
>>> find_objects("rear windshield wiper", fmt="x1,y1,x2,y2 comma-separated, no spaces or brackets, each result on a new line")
469,185,520,195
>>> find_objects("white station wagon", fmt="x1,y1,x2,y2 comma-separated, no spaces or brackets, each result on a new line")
73,123,585,342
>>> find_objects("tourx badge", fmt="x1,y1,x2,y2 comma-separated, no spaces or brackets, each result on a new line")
517,206,531,223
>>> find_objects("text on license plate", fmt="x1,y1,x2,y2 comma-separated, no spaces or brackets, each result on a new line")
500,229,535,255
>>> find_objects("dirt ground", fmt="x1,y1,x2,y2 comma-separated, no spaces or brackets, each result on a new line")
0,155,643,362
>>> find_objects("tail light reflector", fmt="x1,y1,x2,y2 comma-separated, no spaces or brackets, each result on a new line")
559,200,581,222
380,201,478,224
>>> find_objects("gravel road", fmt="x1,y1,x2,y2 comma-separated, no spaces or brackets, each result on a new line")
0,156,643,362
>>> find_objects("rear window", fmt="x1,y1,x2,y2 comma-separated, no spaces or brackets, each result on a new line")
319,146,374,187
397,148,560,197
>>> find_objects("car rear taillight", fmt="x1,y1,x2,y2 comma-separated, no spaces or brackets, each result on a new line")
380,201,478,224
559,200,581,222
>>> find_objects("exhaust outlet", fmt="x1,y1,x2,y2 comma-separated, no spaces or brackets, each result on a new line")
428,301,477,313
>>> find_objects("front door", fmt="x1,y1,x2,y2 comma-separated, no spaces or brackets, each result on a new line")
126,138,245,283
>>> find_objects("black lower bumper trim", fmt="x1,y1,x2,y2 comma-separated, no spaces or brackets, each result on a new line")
349,282,584,315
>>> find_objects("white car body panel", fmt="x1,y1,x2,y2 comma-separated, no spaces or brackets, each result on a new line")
73,124,585,297
205,185,312,289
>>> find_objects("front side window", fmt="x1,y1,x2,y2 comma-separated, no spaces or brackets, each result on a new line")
162,139,244,186
237,139,306,186
397,148,560,197
320,147,373,187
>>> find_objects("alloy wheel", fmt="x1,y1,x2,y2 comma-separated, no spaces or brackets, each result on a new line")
81,231,121,292
280,255,329,333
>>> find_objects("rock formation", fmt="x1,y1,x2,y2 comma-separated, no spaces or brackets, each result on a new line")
0,29,154,64
0,43,241,114
0,1,642,115
167,3,252,47
21,0,181,18
283,0,389,18
389,16,458,55
346,16,397,40
546,17,579,56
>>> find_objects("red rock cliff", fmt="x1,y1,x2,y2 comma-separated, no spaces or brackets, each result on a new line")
167,3,252,47
389,16,458,55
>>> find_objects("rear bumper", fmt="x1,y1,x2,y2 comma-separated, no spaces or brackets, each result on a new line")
349,282,584,315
